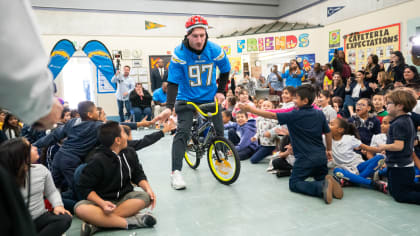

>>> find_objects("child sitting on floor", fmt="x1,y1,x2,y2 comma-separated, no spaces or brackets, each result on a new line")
249,100,278,164
224,110,258,160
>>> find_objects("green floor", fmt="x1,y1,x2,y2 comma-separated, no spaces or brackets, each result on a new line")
66,130,420,236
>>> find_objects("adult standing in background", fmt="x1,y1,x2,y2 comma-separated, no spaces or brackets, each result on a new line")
0,0,62,130
365,54,380,84
308,63,325,89
282,60,304,88
387,51,407,86
332,50,351,82
151,59,168,92
267,65,283,97
111,65,135,122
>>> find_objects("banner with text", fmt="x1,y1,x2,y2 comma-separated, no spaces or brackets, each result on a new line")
48,39,76,79
236,33,309,54
344,23,400,72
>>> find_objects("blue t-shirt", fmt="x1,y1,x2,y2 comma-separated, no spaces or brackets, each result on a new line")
386,114,415,167
276,106,330,160
282,69,304,88
168,41,231,103
152,87,167,104
267,72,283,91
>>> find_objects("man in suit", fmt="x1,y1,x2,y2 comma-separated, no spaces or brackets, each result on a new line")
151,59,168,92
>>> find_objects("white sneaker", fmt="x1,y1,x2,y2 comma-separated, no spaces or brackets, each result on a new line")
171,170,186,190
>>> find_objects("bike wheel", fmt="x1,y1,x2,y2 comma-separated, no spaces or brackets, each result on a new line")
184,138,201,169
207,137,240,185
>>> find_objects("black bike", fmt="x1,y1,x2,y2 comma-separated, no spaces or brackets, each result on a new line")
184,100,240,185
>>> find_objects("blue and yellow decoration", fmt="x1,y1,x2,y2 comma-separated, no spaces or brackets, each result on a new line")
82,40,116,90
48,39,76,79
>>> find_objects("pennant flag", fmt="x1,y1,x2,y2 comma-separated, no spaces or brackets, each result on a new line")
48,39,76,79
145,20,166,30
327,6,345,17
82,40,116,92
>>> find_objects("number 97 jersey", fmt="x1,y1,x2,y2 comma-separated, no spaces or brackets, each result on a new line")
167,41,231,103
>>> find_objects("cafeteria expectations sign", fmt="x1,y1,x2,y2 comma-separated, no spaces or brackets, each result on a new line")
344,23,400,72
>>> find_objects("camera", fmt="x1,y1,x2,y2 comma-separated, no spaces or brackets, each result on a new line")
411,35,420,66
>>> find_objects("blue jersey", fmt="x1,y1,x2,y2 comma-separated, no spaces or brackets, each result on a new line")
168,41,231,103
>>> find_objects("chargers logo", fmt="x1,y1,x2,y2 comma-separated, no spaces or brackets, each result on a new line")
171,55,186,64
87,50,111,59
51,50,70,60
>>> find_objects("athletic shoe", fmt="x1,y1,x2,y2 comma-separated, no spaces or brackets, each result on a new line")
327,175,343,199
171,170,186,190
136,212,157,227
323,176,333,204
372,180,388,194
80,222,99,236
276,170,291,177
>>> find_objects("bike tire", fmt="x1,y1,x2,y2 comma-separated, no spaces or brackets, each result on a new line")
184,139,201,169
207,136,240,185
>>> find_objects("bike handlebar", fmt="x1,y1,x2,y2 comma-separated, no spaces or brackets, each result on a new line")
186,99,219,117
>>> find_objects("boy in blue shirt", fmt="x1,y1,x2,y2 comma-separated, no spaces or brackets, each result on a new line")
152,81,168,119
239,84,343,204
34,101,103,191
377,89,420,204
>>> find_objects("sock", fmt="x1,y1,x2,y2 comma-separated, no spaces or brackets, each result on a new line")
125,216,140,229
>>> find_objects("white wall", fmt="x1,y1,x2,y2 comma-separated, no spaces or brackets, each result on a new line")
35,0,420,115
214,0,420,73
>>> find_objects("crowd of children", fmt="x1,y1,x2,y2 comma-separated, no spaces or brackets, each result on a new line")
2,52,420,236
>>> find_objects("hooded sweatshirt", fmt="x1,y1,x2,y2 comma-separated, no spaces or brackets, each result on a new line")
34,118,103,160
225,119,258,152
77,145,147,201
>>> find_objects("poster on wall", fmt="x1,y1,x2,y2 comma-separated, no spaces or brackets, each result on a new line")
329,29,340,48
148,55,171,79
344,23,400,72
328,47,343,62
221,45,231,55
97,69,116,94
228,57,242,78
296,54,316,76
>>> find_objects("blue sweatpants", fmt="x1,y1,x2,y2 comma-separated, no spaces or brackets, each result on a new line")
250,146,275,164
333,155,385,186
52,151,81,191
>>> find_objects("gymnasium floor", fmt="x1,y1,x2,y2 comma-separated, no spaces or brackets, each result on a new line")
66,129,420,236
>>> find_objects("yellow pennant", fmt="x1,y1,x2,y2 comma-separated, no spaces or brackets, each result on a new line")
145,20,166,30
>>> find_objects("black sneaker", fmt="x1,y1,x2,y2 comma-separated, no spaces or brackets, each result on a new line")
80,222,99,236
141,213,157,227
276,170,291,177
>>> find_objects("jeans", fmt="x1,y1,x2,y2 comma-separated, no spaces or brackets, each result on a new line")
172,101,223,171
289,156,328,198
388,167,420,204
132,107,152,122
250,146,275,164
51,151,81,192
34,211,72,236
117,100,131,122
343,95,358,115
333,155,385,186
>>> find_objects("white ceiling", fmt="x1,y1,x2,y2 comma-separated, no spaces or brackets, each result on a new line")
30,0,324,19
